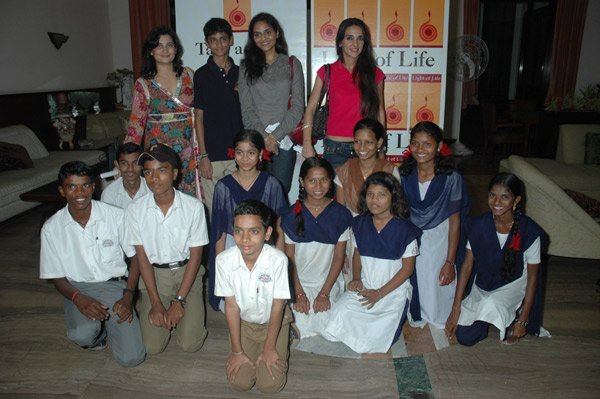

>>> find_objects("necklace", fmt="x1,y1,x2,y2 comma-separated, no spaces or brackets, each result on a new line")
234,171,260,191
494,218,514,230
304,199,330,214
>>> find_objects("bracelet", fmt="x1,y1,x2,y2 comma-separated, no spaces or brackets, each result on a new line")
123,287,135,296
296,292,306,298
198,153,209,160
71,290,80,302
302,123,313,130
317,292,329,298
444,259,455,266
515,319,528,327
231,350,244,356
377,289,382,300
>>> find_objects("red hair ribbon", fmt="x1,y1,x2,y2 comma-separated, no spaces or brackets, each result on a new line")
294,200,302,214
439,142,452,157
261,149,272,161
507,231,521,251
227,147,235,159
402,146,412,160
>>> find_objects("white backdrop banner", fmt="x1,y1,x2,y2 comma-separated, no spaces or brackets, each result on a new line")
175,0,308,89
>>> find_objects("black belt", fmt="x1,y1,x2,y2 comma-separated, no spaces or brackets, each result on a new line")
108,276,128,282
152,259,189,269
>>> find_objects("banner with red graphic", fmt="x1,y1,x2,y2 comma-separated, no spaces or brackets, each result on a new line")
311,0,449,163
176,0,307,84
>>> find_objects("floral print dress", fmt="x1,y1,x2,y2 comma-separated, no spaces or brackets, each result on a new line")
125,68,198,197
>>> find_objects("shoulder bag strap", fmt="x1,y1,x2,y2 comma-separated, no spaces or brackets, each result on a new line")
287,56,294,110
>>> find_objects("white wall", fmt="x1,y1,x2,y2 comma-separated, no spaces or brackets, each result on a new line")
576,0,600,91
0,0,131,94
108,0,132,71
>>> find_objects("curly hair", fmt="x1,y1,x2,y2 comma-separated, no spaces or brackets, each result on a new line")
294,157,336,236
400,121,455,176
335,18,379,120
141,26,184,79
242,13,288,83
488,173,525,282
357,171,409,219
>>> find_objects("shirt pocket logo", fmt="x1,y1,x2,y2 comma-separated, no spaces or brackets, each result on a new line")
102,239,114,247
258,273,272,283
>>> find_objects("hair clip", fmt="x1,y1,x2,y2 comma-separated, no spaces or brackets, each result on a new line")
439,143,452,157
402,147,412,160
294,200,302,214
227,147,235,159
261,149,272,161
507,230,521,251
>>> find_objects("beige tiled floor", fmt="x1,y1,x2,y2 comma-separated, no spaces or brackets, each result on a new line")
1,166,599,398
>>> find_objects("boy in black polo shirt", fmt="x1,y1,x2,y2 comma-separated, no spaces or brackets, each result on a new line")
193,18,243,218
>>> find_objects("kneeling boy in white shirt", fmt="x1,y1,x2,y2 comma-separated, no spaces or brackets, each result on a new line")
215,200,292,394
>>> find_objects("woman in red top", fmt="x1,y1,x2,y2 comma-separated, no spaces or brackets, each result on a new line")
302,18,386,169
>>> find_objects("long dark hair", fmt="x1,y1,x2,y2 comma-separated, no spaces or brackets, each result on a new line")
357,172,409,219
141,26,184,79
335,18,379,119
400,121,455,176
295,157,335,236
488,173,525,282
243,13,288,83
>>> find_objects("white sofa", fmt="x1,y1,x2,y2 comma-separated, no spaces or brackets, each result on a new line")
0,125,106,223
499,124,600,259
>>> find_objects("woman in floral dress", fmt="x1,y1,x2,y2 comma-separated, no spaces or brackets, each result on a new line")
125,26,199,197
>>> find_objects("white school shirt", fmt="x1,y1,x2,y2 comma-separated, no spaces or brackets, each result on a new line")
125,189,209,264
101,177,149,209
40,200,135,282
215,244,290,324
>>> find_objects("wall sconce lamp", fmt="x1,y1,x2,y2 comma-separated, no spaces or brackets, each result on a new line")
48,32,69,50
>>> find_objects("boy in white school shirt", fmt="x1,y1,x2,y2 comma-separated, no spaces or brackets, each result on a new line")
39,161,145,367
125,144,209,354
101,142,149,209
215,199,292,394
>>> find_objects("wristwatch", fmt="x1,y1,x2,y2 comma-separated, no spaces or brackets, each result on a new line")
172,295,187,308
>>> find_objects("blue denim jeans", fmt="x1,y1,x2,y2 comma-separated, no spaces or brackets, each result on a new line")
265,147,296,194
323,138,355,169
65,280,145,367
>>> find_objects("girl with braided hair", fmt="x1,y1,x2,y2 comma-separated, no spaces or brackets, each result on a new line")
445,173,545,346
208,130,287,311
400,121,471,329
280,157,352,339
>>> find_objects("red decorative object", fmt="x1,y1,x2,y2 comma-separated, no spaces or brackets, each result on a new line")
385,95,402,125
227,147,235,159
416,96,435,122
419,11,438,42
386,11,404,41
439,143,452,157
228,0,246,27
261,149,271,161
294,200,302,214
320,11,337,42
402,147,412,160
508,231,521,251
